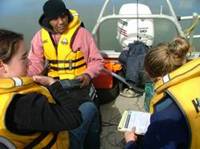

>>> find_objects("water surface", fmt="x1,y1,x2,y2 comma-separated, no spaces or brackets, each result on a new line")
0,0,199,50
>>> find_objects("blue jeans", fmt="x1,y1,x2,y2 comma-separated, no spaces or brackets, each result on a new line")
69,101,100,149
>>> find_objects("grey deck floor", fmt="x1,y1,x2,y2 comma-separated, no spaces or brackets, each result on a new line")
100,94,145,149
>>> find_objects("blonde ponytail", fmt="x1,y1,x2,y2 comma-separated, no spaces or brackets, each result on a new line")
144,37,190,79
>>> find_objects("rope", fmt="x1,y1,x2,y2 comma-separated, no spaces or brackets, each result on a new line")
184,16,200,37
136,0,139,40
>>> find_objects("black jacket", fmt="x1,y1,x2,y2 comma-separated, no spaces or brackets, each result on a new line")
5,81,85,134
119,41,149,89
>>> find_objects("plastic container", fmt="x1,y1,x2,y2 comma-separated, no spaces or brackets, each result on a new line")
144,82,154,111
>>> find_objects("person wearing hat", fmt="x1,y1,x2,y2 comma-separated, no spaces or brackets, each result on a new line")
27,0,103,149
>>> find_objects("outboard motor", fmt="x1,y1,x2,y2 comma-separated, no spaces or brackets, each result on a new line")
116,3,154,47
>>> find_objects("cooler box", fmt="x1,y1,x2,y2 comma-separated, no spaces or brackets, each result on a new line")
93,59,122,89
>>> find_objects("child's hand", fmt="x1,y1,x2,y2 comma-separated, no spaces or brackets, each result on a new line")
124,128,138,143
32,75,56,86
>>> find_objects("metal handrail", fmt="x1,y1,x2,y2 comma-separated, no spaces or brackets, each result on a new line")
92,14,185,36
92,0,200,48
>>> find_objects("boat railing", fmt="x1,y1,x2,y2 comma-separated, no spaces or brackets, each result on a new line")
92,0,200,52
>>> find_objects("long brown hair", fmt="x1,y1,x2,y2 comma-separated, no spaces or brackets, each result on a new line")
144,37,191,78
0,29,23,63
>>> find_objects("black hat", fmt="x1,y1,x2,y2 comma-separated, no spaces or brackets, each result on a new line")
42,0,69,20
39,0,72,31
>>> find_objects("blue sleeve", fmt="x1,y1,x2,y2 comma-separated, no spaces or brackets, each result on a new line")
125,141,138,149
142,97,189,149
125,97,189,149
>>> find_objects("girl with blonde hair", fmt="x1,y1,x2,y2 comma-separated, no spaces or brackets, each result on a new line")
124,37,200,149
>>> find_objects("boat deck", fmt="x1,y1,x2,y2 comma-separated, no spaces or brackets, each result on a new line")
100,94,145,149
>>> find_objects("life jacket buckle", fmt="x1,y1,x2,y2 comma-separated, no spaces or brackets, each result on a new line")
68,60,73,70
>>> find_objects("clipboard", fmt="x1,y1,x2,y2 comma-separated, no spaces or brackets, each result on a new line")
118,110,151,135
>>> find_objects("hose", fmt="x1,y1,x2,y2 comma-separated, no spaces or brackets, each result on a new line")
103,68,144,94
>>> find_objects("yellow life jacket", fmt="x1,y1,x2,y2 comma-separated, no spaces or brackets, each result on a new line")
0,77,69,149
41,9,86,80
150,58,200,149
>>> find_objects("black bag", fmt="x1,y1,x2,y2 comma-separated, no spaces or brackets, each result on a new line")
119,41,150,90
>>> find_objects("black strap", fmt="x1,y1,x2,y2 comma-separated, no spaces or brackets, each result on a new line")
49,63,86,71
42,133,58,149
48,56,84,64
24,132,48,149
